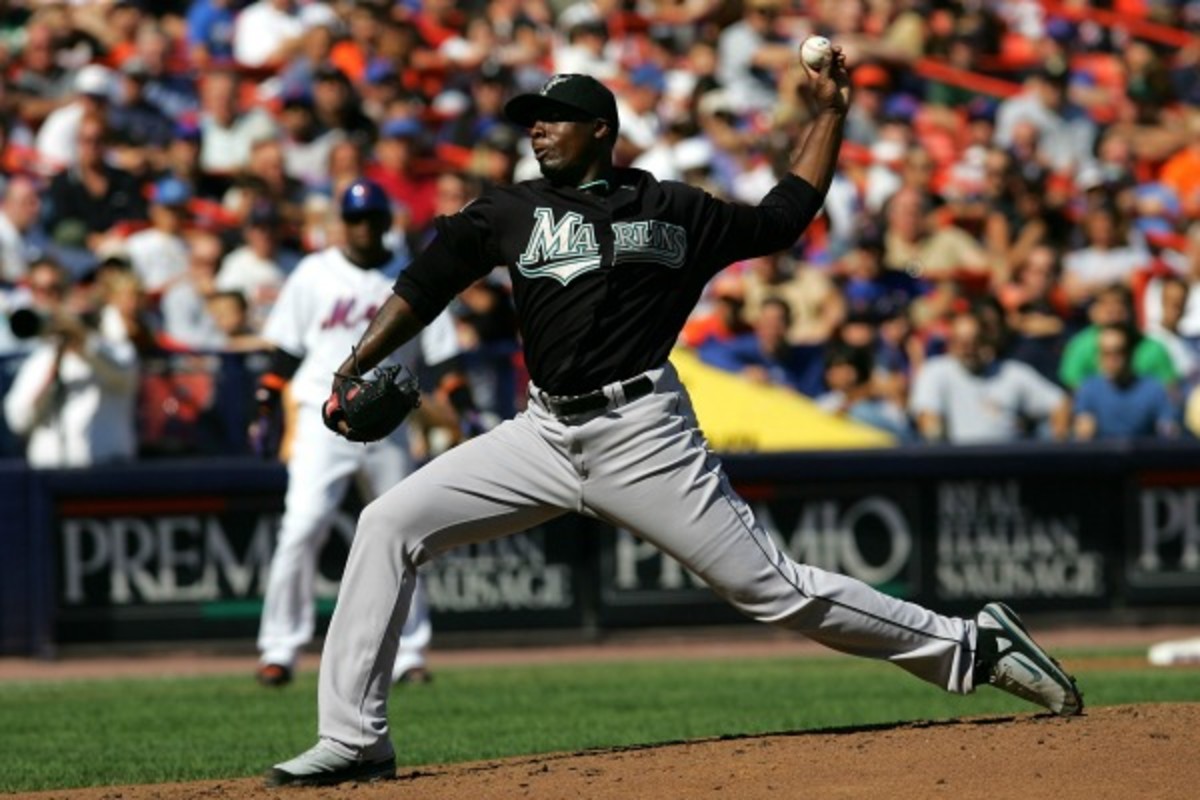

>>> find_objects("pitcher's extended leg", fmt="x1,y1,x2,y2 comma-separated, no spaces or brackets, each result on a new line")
316,413,578,754
583,371,975,693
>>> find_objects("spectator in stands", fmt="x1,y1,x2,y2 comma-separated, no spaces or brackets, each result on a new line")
1062,205,1152,306
716,0,795,113
8,20,74,131
910,307,1070,444
126,22,200,123
161,231,226,351
223,138,307,231
310,63,375,147
233,0,304,70
1059,284,1177,391
280,91,344,192
742,253,845,346
367,118,436,237
614,64,666,166
1146,275,1200,391
45,114,147,257
108,59,176,163
215,200,290,329
554,20,617,81
998,244,1069,383
35,64,114,172
881,186,988,278
439,63,515,151
816,339,914,441
186,0,238,68
1158,112,1200,220
0,176,46,284
198,66,278,176
1073,324,1179,440
2,258,137,467
206,290,266,351
844,62,890,147
125,177,192,296
700,297,826,397
994,64,1098,174
680,273,751,350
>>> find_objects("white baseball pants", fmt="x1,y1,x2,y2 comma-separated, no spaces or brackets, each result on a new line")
316,364,977,756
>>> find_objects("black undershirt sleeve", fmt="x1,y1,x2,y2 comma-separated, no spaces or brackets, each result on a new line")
269,347,302,380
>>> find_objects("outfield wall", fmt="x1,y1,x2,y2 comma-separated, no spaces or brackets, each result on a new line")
3,442,1200,655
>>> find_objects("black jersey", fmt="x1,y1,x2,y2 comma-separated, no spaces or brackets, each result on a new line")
394,168,823,395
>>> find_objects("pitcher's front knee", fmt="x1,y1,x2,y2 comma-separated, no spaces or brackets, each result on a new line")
356,496,427,568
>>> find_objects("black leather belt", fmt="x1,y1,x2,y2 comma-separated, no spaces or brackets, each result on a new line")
542,375,654,417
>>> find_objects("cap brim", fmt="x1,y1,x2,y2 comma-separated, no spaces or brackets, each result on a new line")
504,94,595,127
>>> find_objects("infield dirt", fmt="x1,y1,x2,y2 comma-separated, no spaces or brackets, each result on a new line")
19,703,1200,800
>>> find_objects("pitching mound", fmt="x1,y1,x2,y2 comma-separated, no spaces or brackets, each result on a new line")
26,703,1197,800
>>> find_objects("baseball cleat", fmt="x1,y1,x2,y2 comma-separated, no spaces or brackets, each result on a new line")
256,663,293,688
266,740,396,787
395,666,434,685
974,601,1083,716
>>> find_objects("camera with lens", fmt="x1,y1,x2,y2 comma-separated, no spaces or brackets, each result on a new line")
8,307,98,340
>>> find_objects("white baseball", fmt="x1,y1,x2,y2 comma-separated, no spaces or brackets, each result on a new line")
801,36,832,70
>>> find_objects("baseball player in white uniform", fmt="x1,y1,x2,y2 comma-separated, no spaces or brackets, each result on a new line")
253,179,461,687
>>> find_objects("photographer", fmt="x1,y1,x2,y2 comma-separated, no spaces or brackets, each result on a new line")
3,259,137,467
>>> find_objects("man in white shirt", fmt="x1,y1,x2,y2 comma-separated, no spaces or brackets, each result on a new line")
910,308,1071,443
199,67,278,175
215,201,286,329
34,64,114,173
233,0,304,69
3,260,137,467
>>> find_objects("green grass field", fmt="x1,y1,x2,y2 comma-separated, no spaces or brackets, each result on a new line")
1,648,1197,794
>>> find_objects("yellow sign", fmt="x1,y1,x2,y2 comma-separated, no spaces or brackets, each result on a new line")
670,348,895,451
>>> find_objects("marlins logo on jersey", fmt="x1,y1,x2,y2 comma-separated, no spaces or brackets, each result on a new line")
517,208,688,285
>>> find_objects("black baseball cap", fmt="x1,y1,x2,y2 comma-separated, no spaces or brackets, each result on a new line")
504,74,619,135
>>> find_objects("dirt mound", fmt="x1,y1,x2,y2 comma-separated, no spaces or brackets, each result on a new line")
24,703,1197,800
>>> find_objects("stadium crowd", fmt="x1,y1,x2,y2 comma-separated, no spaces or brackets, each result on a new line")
0,0,1199,465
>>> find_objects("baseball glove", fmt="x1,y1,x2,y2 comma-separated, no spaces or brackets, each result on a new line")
323,364,421,442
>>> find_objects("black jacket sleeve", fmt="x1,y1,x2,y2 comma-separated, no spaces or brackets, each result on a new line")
681,175,825,280
393,194,500,324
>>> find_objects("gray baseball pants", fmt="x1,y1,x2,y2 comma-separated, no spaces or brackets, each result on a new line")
317,363,977,756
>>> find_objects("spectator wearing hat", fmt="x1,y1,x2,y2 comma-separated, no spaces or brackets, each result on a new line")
680,272,752,349
198,66,279,175
45,115,148,255
614,64,667,166
35,64,115,172
234,0,304,70
994,65,1098,174
187,0,238,68
844,62,891,147
0,176,47,284
215,200,291,328
366,117,436,236
124,177,192,295
997,244,1070,383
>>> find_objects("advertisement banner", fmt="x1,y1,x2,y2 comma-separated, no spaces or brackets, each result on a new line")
53,482,588,643
597,481,922,627
1127,470,1200,601
932,478,1111,610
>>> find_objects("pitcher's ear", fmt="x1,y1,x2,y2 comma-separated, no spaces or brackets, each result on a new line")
595,118,614,143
